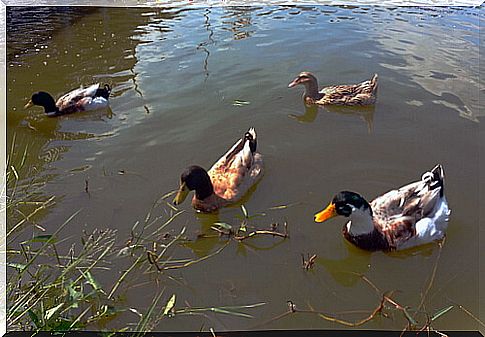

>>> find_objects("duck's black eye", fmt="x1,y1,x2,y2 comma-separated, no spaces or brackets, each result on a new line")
336,204,352,217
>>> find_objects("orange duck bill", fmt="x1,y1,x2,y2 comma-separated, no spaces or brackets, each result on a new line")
314,202,337,223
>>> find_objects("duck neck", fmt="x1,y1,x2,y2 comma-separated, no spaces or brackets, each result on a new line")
193,193,227,213
194,176,214,201
303,79,323,100
342,206,391,251
346,207,375,236
41,95,59,114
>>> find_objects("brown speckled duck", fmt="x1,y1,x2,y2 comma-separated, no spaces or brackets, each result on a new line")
173,128,264,213
314,165,450,251
288,72,378,106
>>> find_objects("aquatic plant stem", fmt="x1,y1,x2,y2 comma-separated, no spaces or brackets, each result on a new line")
16,210,80,278
162,240,230,270
416,237,446,314
7,196,56,237
108,253,145,300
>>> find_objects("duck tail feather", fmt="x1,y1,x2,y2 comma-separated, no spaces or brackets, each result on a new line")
95,84,111,99
244,127,257,153
371,74,378,91
423,164,445,197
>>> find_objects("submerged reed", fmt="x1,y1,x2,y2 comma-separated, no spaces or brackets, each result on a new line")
6,141,264,332
8,140,477,334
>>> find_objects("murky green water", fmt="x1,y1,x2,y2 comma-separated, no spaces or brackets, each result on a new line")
7,6,484,331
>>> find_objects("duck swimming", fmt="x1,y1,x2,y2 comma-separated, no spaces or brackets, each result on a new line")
314,165,450,251
24,83,111,117
288,72,378,106
173,128,264,213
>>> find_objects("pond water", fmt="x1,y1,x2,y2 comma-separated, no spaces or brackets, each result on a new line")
6,5,484,332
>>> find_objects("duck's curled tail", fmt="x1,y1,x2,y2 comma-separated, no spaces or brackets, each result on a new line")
370,74,378,93
422,164,445,197
244,127,257,153
95,84,112,99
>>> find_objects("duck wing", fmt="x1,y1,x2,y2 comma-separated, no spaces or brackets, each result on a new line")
56,84,99,108
208,128,263,202
55,84,109,114
318,74,378,105
371,165,446,249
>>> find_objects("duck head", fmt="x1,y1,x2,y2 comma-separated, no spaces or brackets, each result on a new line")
288,72,322,101
173,165,214,205
24,92,58,114
288,72,318,88
315,191,374,236
315,191,373,221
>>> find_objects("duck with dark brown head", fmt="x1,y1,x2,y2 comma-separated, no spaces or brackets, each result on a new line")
173,128,263,213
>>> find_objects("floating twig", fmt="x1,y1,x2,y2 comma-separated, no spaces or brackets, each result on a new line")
301,253,317,271
252,272,461,331
253,296,385,329
449,301,485,329
234,229,288,241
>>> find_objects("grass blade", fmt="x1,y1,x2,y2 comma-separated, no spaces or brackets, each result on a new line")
431,305,454,322
18,209,81,277
45,303,64,321
212,222,232,230
241,205,248,218
163,294,176,316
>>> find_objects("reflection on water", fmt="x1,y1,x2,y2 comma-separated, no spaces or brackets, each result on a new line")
316,242,371,287
317,239,438,287
289,104,374,133
289,105,320,123
7,5,482,332
222,7,255,40
196,8,215,80
6,7,95,61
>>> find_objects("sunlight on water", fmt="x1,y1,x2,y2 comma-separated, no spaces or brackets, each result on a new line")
6,5,483,332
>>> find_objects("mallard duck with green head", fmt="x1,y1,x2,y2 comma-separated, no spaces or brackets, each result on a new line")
314,165,450,251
